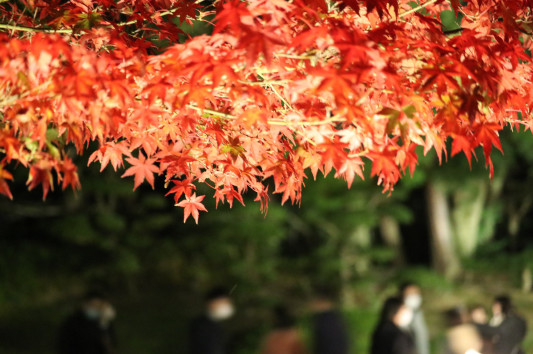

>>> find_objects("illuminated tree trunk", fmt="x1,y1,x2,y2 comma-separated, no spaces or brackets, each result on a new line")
508,196,532,250
379,215,405,265
451,179,487,257
426,182,461,280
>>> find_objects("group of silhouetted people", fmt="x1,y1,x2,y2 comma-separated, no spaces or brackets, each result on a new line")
370,283,528,354
442,296,528,354
371,282,429,354
57,284,528,354
189,287,350,354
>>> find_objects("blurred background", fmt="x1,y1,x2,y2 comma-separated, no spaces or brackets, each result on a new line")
2,128,533,353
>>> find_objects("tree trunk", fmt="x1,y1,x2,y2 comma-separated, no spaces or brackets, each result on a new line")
451,179,487,257
426,182,461,280
507,196,532,251
379,215,405,265
339,225,371,309
522,267,532,293
339,245,355,308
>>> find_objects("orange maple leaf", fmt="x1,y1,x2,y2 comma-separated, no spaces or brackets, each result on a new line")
60,157,81,190
26,162,54,200
121,153,160,190
166,178,196,203
88,142,129,172
0,169,13,200
176,193,207,224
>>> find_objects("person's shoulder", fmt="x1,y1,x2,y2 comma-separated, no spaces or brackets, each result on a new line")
375,321,398,336
59,310,86,333
318,309,342,320
190,314,215,328
516,313,527,322
512,313,528,329
507,313,527,325
63,310,84,323
314,309,345,328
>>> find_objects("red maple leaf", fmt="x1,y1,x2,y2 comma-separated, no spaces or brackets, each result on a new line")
60,157,81,190
396,144,418,177
165,178,195,203
121,153,160,190
451,134,475,168
0,168,13,200
318,140,349,176
298,0,328,13
26,161,54,200
88,142,129,172
214,186,245,208
291,25,329,51
176,193,207,224
335,0,360,13
449,0,460,15
369,148,401,189
334,156,364,188
475,123,503,177
214,0,251,36
365,0,399,18
174,0,200,25
2,0,533,219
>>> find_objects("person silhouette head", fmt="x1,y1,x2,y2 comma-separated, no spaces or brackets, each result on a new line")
205,286,234,321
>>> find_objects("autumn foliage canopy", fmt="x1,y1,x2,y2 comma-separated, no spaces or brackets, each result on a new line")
1,0,532,222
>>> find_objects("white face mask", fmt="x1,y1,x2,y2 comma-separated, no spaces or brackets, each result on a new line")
100,304,116,327
84,308,100,320
490,314,504,327
398,308,414,328
405,294,422,310
209,303,235,321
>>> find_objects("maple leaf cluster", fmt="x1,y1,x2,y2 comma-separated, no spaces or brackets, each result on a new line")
1,0,533,222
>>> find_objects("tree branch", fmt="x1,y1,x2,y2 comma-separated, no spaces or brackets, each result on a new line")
398,0,439,18
186,104,349,128
0,7,194,35
186,104,236,119
0,23,73,33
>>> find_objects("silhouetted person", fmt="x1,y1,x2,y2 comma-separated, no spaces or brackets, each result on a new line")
310,291,349,354
57,290,117,354
400,282,429,354
470,304,496,354
442,306,483,354
489,295,527,354
371,296,415,354
189,287,235,354
260,305,307,354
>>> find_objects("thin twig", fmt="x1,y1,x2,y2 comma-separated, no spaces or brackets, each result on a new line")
186,104,348,128
268,84,293,110
237,80,287,86
0,23,73,33
268,116,346,127
398,0,439,18
186,104,236,119
0,7,190,34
